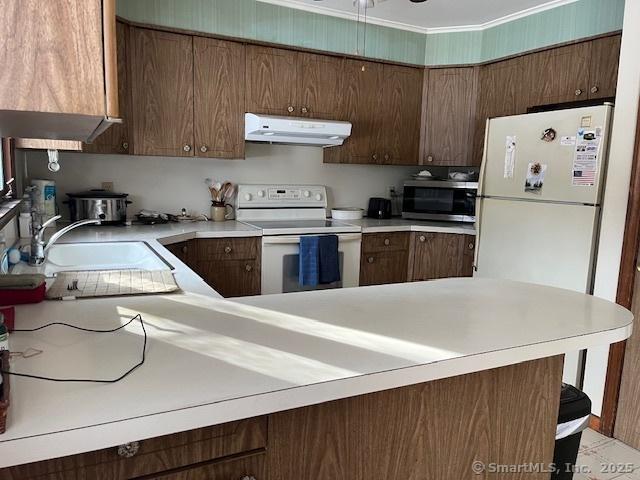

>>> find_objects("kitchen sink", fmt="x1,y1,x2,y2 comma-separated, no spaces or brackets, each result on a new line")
13,241,173,277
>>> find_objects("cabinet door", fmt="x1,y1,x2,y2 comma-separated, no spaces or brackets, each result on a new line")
379,65,423,165
422,67,478,166
84,21,131,154
527,42,590,107
297,52,343,119
473,57,528,165
360,250,409,286
152,453,265,480
589,34,621,99
324,59,384,164
246,46,298,116
410,232,475,281
196,258,261,297
130,28,194,157
194,37,245,159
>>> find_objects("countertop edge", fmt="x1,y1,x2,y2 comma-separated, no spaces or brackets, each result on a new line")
0,321,630,468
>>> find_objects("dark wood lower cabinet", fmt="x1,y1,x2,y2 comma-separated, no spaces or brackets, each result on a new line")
359,231,475,285
409,232,475,281
188,237,261,297
153,453,265,480
164,241,191,265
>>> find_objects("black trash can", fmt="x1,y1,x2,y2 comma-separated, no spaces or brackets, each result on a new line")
552,383,592,479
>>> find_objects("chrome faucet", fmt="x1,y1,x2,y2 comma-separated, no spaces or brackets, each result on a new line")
29,214,102,265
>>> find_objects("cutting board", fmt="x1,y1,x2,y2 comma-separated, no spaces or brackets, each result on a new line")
46,269,180,299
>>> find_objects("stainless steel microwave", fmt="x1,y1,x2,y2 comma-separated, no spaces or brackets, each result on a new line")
402,180,477,223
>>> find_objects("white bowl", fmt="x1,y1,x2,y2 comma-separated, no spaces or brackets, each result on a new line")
331,207,364,220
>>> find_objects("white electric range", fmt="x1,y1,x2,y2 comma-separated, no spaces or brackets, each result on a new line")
237,184,362,295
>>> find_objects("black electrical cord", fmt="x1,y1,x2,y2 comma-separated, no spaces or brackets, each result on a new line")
0,314,146,383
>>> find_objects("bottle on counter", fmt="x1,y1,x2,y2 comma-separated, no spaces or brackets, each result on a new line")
0,313,8,352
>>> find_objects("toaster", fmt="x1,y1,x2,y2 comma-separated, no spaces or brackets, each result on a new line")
367,197,392,219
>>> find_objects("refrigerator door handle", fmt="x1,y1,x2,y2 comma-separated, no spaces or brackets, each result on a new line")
472,197,483,272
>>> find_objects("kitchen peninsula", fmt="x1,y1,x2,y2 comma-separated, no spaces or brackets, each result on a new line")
0,225,632,480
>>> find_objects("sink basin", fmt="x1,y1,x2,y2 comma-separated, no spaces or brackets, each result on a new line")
13,241,172,277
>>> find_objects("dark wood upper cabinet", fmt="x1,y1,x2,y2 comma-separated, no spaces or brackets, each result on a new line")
378,65,423,165
297,52,344,119
526,42,591,107
84,20,132,154
409,232,475,281
130,27,194,157
324,59,384,164
473,57,528,165
589,34,621,99
422,67,479,166
246,46,298,116
194,37,245,159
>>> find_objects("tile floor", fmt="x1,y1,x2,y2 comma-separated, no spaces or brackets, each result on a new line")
575,429,640,479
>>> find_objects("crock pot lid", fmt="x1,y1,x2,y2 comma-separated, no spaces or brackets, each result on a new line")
67,189,129,198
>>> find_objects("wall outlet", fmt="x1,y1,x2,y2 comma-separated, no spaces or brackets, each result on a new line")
101,182,114,192
387,186,397,198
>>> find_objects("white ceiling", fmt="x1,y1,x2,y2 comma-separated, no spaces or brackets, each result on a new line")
256,0,578,33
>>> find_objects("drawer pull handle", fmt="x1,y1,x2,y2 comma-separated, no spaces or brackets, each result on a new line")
117,441,140,458
241,476,257,480
224,246,232,254
301,106,309,114
591,86,599,94
200,145,208,153
367,256,374,264
245,264,253,272
383,238,390,246
468,242,475,250
287,105,295,113
122,141,129,150
181,246,188,254
575,89,583,96
183,144,192,152
419,235,426,242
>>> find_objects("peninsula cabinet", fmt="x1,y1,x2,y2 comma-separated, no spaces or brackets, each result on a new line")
408,232,475,281
324,61,422,165
421,67,479,166
84,21,132,154
0,0,119,141
130,27,195,157
245,46,343,119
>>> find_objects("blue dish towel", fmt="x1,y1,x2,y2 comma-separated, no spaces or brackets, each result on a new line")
299,236,320,287
319,235,340,284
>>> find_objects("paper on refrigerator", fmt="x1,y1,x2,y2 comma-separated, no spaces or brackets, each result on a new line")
504,136,516,178
572,127,601,187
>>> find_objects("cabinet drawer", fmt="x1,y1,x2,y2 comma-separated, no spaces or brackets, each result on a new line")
361,232,410,253
152,452,265,480
1,417,267,480
195,237,260,260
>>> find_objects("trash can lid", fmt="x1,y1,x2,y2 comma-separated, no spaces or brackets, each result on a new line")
558,383,592,424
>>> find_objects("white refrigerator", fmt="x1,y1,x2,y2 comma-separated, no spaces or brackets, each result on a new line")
474,104,613,387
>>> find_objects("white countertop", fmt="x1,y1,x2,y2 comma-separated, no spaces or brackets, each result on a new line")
0,223,629,467
344,218,476,235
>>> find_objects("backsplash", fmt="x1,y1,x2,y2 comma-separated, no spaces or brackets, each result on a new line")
117,0,624,66
25,144,416,219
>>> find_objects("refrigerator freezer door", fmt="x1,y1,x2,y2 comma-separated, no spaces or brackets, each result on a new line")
480,105,612,205
474,197,600,386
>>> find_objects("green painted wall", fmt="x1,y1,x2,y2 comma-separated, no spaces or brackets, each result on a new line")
117,0,624,66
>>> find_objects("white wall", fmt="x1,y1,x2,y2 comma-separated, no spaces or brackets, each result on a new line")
584,0,640,417
25,144,416,219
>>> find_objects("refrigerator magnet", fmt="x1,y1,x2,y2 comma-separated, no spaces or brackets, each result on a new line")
541,128,557,142
525,162,547,194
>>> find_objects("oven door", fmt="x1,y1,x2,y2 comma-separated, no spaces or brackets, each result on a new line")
402,181,477,222
261,233,362,295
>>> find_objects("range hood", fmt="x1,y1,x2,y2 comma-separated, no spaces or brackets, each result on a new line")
245,113,351,147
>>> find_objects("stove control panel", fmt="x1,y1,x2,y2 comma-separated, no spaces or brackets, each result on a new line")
237,185,327,209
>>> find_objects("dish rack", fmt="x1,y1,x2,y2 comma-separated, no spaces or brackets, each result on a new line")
0,351,9,434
